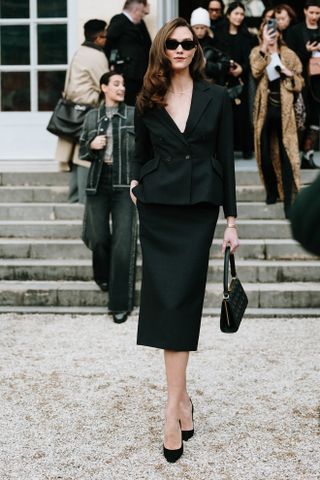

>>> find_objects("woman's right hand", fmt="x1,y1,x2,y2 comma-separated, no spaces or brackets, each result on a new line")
261,25,276,52
130,180,138,205
90,135,107,150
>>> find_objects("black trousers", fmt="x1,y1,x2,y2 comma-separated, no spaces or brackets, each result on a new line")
260,102,294,209
82,164,138,312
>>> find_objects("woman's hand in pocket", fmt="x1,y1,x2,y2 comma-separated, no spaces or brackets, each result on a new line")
130,180,139,205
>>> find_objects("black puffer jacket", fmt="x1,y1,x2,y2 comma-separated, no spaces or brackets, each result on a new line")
79,102,135,194
199,36,231,85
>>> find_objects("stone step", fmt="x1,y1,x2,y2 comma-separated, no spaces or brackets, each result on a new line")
0,184,313,204
0,258,319,283
0,203,83,221
0,238,316,260
0,219,293,239
0,280,319,308
0,185,265,203
0,305,319,317
0,186,69,203
0,202,293,220
1,169,318,186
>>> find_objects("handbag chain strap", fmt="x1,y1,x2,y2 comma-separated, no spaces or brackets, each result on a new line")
223,246,237,298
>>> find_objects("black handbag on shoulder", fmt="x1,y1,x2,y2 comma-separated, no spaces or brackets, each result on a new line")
220,246,248,333
46,60,91,141
47,98,91,141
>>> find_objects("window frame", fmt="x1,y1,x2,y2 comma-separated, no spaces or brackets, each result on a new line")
0,0,77,112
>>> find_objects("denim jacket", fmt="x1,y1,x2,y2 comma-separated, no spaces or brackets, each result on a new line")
79,101,135,194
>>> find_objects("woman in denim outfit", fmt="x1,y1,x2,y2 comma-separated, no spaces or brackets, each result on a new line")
80,71,137,324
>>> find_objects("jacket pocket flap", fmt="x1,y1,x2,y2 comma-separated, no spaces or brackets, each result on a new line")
212,158,223,178
140,157,159,179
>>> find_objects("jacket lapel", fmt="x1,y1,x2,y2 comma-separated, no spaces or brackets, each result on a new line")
184,82,212,138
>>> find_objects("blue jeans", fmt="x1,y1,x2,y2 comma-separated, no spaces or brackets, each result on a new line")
82,164,138,312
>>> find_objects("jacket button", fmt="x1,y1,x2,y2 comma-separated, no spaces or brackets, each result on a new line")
185,154,191,160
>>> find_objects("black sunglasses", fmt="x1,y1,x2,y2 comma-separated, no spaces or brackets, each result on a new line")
165,39,196,51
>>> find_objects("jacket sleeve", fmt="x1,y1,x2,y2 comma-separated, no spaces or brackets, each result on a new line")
79,111,99,162
217,89,237,218
282,50,304,93
106,15,126,45
131,109,153,181
250,47,269,80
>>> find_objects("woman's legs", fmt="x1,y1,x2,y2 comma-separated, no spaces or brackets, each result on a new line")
163,350,193,449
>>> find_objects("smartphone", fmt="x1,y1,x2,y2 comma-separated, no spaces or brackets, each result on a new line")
310,32,320,44
267,18,277,35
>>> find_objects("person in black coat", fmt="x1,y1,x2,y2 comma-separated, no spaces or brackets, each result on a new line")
105,0,152,106
286,0,320,169
208,0,225,33
130,17,239,463
214,1,257,158
190,7,231,85
291,173,320,255
274,3,297,43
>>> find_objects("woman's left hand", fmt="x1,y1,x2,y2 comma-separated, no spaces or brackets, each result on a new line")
280,65,293,77
222,227,240,254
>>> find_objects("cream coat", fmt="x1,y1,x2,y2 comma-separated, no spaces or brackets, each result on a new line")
250,45,303,199
55,44,109,170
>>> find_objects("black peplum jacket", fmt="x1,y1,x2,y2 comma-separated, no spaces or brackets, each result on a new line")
131,81,237,218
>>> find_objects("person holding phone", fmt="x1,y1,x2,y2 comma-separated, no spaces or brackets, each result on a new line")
286,0,320,169
250,18,304,219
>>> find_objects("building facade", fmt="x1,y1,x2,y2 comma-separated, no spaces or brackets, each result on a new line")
0,0,179,162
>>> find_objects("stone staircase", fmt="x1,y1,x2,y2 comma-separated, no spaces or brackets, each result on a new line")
0,163,319,316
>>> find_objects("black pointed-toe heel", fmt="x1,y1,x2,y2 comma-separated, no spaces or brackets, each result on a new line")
182,399,194,441
163,439,183,463
163,422,183,463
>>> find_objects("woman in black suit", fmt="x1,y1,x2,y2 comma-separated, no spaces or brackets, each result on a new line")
130,17,239,463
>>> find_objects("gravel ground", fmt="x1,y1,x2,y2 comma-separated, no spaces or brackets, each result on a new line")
0,314,319,480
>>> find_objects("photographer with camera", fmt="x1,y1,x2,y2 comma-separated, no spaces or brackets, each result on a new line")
214,2,257,159
286,0,320,169
105,0,151,106
250,18,304,219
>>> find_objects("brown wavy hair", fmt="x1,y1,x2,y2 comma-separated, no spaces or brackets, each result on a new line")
136,17,206,113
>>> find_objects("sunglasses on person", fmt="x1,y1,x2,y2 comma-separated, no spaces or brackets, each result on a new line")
209,8,221,12
165,39,196,51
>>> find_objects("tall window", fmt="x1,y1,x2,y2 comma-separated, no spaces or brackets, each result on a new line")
0,0,68,112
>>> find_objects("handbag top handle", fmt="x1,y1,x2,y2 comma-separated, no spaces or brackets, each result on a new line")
223,246,237,298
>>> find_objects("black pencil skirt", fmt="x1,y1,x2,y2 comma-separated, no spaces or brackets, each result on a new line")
136,201,220,351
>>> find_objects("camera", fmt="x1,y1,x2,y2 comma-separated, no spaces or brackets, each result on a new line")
309,31,320,44
109,49,126,68
229,60,237,70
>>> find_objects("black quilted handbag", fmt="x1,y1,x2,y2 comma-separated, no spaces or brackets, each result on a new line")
220,246,248,333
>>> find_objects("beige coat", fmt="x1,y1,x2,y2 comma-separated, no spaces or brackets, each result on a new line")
250,45,303,199
55,44,109,170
